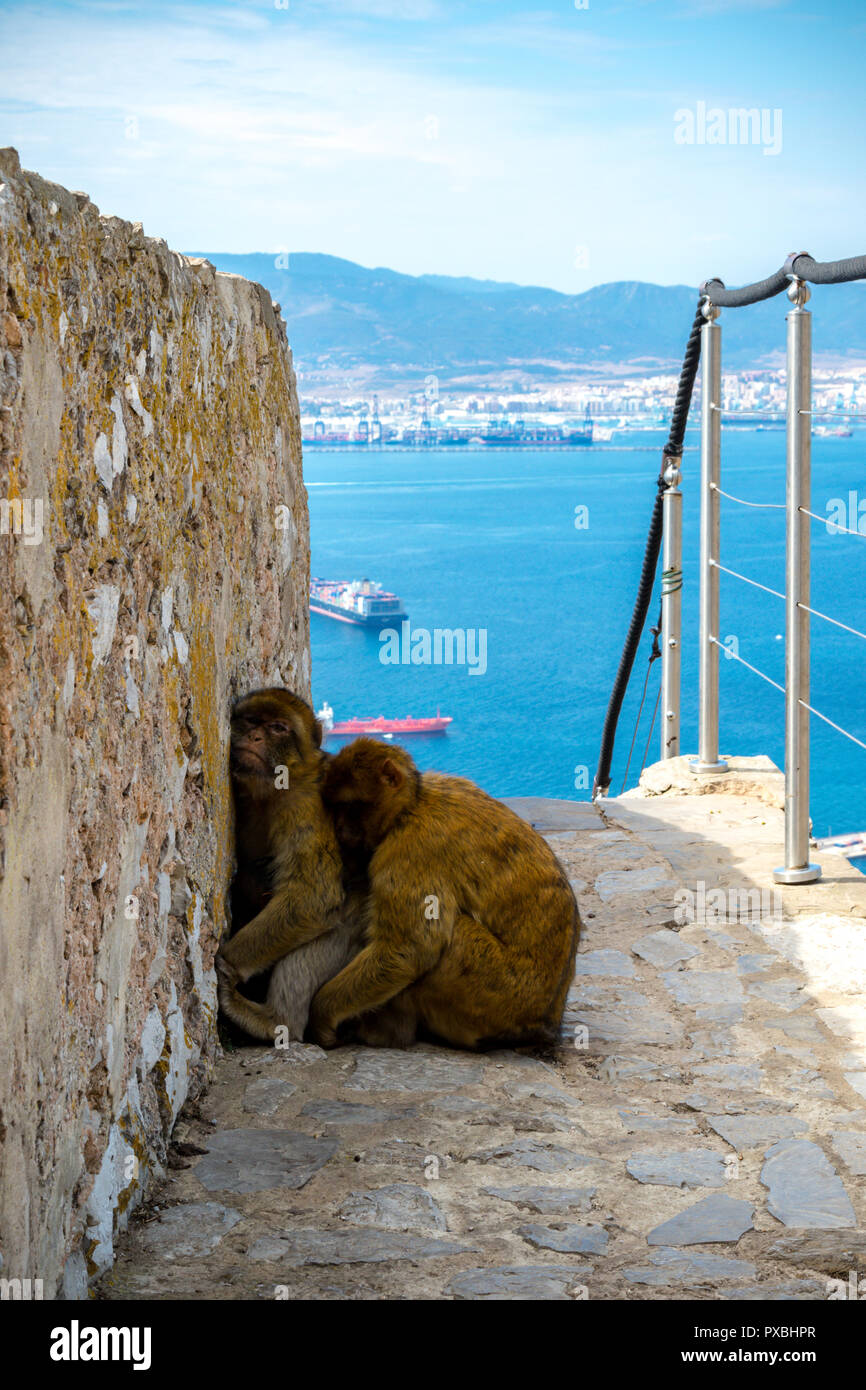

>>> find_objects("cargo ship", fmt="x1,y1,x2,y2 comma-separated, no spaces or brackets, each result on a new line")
480,410,594,447
563,410,595,446
310,578,407,628
301,414,600,448
392,426,471,447
303,416,384,447
316,703,452,738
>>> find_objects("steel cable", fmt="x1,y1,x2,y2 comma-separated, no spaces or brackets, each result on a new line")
594,248,865,800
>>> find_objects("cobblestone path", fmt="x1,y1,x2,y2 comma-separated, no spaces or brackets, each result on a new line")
100,765,866,1301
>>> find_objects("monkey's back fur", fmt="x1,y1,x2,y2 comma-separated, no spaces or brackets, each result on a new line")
391,772,579,1047
316,742,580,1050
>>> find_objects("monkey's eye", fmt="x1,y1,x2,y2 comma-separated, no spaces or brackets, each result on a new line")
269,721,291,734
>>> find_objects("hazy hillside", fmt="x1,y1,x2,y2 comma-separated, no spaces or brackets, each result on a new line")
191,251,866,383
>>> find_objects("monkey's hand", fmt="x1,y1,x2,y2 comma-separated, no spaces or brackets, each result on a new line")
215,952,240,990
218,898,335,983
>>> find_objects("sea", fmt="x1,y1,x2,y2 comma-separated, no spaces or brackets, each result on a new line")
307,428,865,839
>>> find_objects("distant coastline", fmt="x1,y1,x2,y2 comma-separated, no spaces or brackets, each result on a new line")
195,251,866,389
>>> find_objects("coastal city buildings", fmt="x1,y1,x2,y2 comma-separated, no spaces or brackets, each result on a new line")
299,366,866,447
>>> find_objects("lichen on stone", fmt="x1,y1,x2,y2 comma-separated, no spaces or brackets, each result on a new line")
0,146,309,1295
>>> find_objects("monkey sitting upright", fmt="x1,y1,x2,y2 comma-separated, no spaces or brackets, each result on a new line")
309,739,580,1050
216,688,365,1042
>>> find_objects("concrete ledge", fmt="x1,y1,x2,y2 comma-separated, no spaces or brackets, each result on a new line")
501,797,602,833
619,755,785,811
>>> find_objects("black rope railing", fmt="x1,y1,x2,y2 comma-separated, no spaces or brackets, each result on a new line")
702,251,866,308
592,250,866,801
592,301,704,798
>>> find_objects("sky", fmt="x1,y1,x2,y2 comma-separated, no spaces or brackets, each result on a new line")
1,0,864,292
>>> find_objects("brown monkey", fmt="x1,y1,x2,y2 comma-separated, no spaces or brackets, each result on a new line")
216,689,365,1042
311,739,580,1050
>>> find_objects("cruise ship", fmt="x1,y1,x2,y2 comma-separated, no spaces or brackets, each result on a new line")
310,577,407,628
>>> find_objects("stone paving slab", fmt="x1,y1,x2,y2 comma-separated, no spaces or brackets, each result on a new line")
99,762,866,1302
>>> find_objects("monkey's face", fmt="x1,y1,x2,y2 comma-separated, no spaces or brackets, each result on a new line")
323,738,416,849
230,689,324,798
326,791,371,852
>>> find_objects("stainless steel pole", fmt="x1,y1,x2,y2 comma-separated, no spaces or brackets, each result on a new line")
774,278,821,884
691,300,728,775
661,457,682,759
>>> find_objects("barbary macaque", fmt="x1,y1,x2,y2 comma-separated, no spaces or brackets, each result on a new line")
311,739,580,1049
216,689,365,1042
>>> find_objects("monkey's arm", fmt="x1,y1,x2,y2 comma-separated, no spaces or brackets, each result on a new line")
308,906,447,1046
218,910,364,1043
217,893,335,984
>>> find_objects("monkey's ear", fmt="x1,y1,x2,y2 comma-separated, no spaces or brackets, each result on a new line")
380,758,404,788
312,719,324,748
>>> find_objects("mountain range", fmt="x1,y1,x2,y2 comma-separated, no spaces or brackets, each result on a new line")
192,251,866,388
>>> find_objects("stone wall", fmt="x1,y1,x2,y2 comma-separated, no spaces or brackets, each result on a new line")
0,148,310,1297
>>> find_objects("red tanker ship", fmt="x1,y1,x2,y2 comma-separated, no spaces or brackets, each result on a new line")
316,702,452,738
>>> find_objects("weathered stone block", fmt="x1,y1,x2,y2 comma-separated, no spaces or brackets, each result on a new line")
194,1130,336,1194
448,1265,591,1300
0,152,308,1293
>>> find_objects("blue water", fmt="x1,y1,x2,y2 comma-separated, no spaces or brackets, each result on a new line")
308,430,865,838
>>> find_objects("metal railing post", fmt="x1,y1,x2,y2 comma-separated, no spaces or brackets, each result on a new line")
661,456,682,759
691,299,728,775
774,277,822,884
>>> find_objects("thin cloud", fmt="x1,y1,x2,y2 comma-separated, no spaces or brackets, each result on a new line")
0,0,861,293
